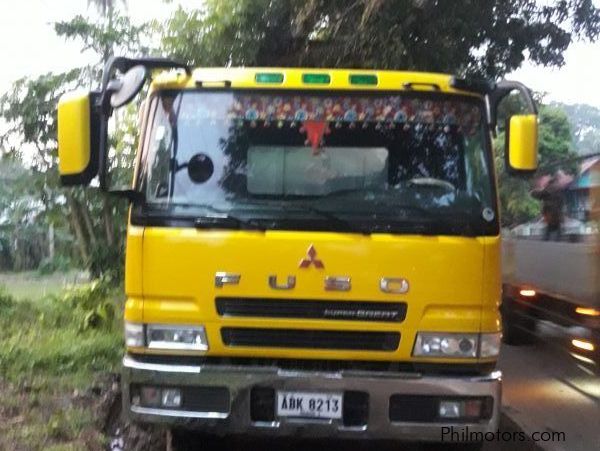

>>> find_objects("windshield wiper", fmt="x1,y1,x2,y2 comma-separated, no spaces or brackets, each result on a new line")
286,203,369,234
156,203,263,230
193,213,259,230
196,212,263,231
315,187,383,200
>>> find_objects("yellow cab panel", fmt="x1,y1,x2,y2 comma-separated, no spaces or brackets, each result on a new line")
124,67,501,365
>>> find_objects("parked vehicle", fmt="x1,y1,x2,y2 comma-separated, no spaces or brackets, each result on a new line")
56,57,538,445
502,233,600,366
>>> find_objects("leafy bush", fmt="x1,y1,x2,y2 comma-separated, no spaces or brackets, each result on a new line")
60,279,120,331
37,255,73,275
88,244,125,281
0,279,123,381
0,284,15,309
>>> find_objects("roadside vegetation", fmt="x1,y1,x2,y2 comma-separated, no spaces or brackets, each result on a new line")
0,278,122,450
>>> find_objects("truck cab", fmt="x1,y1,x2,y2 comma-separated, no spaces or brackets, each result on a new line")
57,57,538,443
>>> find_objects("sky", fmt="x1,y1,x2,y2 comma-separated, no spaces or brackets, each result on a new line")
511,40,600,106
0,0,199,93
0,0,599,107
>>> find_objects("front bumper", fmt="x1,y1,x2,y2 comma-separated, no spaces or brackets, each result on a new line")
122,355,501,442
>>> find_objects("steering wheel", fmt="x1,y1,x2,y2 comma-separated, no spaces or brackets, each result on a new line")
407,177,456,192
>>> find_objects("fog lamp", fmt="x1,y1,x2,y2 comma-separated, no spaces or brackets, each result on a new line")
161,388,182,408
439,399,483,419
140,386,161,407
439,400,461,418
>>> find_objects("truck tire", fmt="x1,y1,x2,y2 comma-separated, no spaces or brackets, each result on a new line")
501,295,536,345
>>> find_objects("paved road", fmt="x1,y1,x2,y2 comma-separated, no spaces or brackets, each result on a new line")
498,321,600,451
171,321,599,451
171,413,540,450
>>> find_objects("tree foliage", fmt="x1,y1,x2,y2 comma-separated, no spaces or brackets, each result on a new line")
55,14,146,63
556,102,600,155
0,72,82,270
0,9,143,276
161,0,600,78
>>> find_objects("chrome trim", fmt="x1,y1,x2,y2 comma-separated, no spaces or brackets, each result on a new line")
131,405,228,419
215,272,241,287
123,355,201,373
252,421,281,428
123,356,502,441
298,244,324,269
324,276,351,291
268,275,296,290
380,277,409,294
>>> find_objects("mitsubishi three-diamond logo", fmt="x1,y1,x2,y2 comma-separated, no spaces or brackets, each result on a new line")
298,244,324,269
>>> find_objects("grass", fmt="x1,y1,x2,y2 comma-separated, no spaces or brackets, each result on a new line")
0,270,86,300
0,276,123,450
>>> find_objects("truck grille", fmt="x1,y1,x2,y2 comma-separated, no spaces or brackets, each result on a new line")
221,327,400,351
216,297,407,322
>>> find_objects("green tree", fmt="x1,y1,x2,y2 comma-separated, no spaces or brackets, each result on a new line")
0,71,83,269
88,0,127,16
0,10,144,276
54,10,145,277
555,102,600,155
161,0,600,78
494,105,577,226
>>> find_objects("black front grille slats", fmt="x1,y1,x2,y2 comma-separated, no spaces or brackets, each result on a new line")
216,297,407,323
221,327,400,351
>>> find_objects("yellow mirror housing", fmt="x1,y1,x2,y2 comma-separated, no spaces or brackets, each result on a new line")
507,114,538,173
57,90,99,186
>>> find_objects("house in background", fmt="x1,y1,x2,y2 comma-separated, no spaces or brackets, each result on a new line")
565,156,600,222
509,157,600,238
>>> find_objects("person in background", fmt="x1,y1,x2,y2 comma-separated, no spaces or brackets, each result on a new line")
532,170,572,241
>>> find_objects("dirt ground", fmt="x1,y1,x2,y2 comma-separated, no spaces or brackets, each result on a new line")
0,373,166,451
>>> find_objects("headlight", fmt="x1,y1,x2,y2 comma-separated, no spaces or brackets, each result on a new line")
125,322,145,347
413,332,502,358
413,332,478,358
146,324,209,351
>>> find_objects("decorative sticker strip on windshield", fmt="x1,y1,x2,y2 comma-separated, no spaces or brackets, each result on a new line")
224,95,482,134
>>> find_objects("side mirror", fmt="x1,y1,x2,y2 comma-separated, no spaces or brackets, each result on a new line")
57,91,101,186
109,65,147,108
506,114,538,174
57,57,190,192
487,80,538,176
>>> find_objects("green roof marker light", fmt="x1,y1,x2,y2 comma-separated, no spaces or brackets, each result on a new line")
255,72,284,84
302,73,331,84
349,74,378,85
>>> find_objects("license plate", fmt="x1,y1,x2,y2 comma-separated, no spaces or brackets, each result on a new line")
276,391,343,419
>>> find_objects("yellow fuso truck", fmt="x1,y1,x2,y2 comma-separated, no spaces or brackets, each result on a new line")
57,57,538,446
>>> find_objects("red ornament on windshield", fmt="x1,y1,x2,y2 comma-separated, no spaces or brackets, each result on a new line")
300,120,331,155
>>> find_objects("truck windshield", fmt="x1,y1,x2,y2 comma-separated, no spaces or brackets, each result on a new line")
137,90,497,235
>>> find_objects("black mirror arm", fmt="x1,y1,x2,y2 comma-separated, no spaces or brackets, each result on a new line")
487,80,537,134
108,188,146,204
96,56,190,191
99,56,191,114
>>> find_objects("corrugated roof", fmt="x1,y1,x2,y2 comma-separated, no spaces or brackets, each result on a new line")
580,156,600,175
